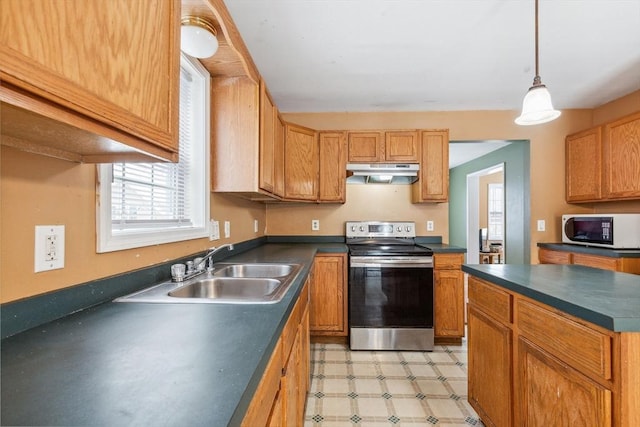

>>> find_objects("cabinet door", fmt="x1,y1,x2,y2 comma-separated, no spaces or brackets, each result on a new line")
283,330,301,427
565,127,602,202
259,81,277,193
385,131,419,162
517,337,611,427
284,123,318,200
310,254,348,336
347,132,383,162
412,130,449,202
318,132,347,203
434,269,464,337
468,307,513,427
538,248,573,265
1,0,180,153
603,111,640,200
274,116,286,197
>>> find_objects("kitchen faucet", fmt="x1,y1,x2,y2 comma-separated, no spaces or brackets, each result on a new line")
171,244,234,282
200,244,234,271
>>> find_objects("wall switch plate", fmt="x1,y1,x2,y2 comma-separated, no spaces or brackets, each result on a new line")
35,225,65,272
224,221,231,238
254,219,259,233
427,221,434,231
210,220,220,240
311,219,320,231
537,219,546,232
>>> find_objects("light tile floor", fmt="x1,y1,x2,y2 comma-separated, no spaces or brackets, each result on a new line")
304,339,483,427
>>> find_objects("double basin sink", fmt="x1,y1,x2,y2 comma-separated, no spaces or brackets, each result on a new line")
115,263,302,304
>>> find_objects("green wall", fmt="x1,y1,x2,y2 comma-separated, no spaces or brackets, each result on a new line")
449,141,530,264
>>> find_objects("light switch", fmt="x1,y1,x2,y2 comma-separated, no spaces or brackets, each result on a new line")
537,220,546,232
224,221,231,238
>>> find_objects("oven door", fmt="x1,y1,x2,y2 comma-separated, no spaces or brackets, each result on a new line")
349,256,434,350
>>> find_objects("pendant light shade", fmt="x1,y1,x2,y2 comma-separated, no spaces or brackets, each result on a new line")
515,0,560,126
180,16,219,59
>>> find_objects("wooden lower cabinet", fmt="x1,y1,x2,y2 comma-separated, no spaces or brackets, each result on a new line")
310,253,348,336
242,279,310,427
467,275,640,427
539,247,640,274
518,337,611,427
468,307,513,427
434,253,465,340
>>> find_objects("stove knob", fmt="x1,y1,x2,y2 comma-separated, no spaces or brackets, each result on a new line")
406,225,412,232
351,225,357,232
359,226,365,232
396,226,402,232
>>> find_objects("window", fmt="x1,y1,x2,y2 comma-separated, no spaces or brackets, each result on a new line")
97,54,210,252
487,183,504,240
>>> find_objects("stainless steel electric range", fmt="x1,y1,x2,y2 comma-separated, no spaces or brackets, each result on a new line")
346,221,434,351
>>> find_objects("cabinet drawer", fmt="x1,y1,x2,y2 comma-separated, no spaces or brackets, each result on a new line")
572,253,619,271
538,248,573,264
241,341,282,427
434,253,463,269
281,280,309,360
468,277,511,324
517,299,612,381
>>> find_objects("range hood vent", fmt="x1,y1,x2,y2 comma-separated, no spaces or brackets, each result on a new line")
346,163,419,184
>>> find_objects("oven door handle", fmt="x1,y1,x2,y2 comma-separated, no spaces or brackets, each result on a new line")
350,256,433,268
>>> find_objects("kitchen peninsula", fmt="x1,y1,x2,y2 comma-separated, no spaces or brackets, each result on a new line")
462,263,640,427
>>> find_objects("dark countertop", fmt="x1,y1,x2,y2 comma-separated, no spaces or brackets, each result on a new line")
1,243,343,427
420,243,467,254
538,242,640,258
462,264,640,332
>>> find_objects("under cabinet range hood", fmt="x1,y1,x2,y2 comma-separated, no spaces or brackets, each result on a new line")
346,163,419,184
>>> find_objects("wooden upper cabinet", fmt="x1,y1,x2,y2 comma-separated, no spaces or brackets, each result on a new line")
565,111,640,203
385,131,419,162
412,130,449,203
284,123,318,201
318,132,347,203
603,111,640,200
259,81,277,193
347,130,419,163
0,0,180,162
347,132,383,162
274,116,286,198
565,127,602,202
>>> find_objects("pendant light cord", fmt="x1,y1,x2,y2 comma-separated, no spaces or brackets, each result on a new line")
533,0,541,85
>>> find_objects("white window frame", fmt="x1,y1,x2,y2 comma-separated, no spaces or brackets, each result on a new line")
96,54,210,253
487,182,504,241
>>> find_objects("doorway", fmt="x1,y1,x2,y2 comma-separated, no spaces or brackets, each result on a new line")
466,164,504,264
448,139,530,265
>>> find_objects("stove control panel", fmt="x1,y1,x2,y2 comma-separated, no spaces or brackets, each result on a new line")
346,221,416,238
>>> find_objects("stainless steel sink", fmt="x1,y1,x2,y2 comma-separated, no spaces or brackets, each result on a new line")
169,277,281,300
114,263,301,304
213,263,293,278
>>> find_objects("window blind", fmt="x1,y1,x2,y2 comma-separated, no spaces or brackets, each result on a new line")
111,68,194,232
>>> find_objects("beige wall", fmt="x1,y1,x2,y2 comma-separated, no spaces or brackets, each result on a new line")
0,146,266,303
267,185,449,237
2,93,638,303
277,109,595,261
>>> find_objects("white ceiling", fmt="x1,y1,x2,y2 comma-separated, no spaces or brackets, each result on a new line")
223,0,640,113
449,141,512,168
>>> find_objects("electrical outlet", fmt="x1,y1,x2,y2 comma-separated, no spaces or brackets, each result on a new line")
427,221,434,231
311,219,320,231
254,219,259,233
210,220,220,240
35,225,65,272
537,219,546,232
224,221,231,238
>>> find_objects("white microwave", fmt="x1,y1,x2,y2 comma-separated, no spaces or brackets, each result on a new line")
562,214,640,249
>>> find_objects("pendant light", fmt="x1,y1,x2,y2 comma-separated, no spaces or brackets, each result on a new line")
180,16,219,59
515,0,561,125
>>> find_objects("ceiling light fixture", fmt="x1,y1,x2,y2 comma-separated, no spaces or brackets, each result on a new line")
515,0,561,126
180,16,219,59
